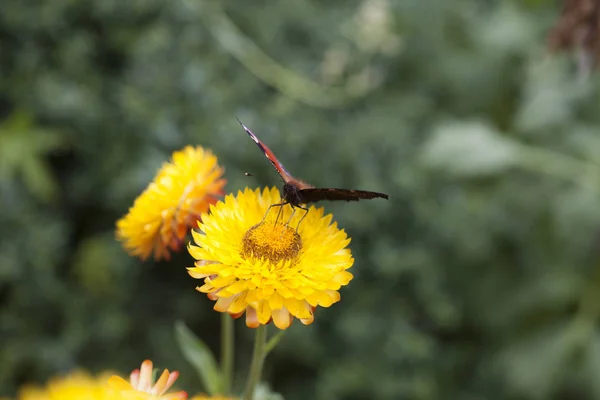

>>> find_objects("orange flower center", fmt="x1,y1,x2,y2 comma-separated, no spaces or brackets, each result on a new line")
241,221,302,264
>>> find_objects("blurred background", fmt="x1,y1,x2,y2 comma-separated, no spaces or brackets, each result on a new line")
2,0,600,399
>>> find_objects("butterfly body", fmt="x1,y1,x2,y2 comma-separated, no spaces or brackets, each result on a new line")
238,120,389,207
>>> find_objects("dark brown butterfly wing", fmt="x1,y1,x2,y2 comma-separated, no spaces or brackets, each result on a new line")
298,188,389,204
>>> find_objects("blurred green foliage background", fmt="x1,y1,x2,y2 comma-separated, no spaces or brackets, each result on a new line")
2,0,600,399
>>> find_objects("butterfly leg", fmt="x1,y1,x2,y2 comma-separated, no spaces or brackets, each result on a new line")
260,202,288,225
285,207,297,227
294,205,310,232
274,202,286,225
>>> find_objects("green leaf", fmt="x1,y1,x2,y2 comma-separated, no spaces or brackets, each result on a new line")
421,121,518,177
0,110,66,202
174,321,222,395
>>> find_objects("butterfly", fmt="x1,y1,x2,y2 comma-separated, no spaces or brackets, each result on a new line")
238,120,389,212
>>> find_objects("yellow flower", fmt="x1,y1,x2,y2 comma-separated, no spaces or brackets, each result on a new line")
116,146,226,261
187,187,354,330
189,396,237,400
18,371,115,400
107,360,187,400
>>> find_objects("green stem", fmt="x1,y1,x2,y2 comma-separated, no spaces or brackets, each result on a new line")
221,313,234,395
264,330,285,356
243,325,268,400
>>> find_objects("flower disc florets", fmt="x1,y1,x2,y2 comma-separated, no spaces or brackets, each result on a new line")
242,222,302,265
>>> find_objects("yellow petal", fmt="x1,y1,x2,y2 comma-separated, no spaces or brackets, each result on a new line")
272,308,292,330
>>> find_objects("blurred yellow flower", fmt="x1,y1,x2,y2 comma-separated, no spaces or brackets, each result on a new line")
18,371,114,400
189,396,237,400
107,360,187,400
116,146,225,261
187,187,354,330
